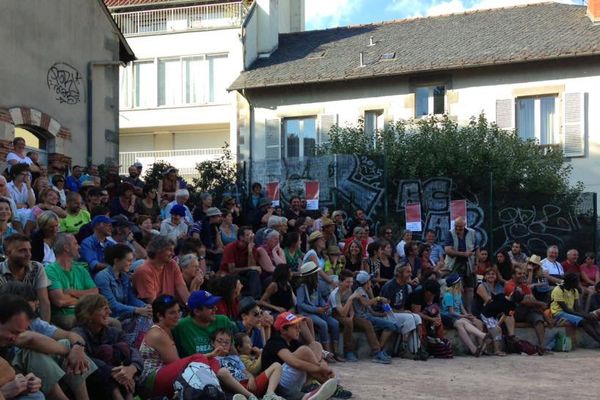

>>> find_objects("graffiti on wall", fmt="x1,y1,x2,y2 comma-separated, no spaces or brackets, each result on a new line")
47,63,82,104
395,177,487,246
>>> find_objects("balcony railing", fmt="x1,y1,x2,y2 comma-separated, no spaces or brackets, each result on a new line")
119,148,224,179
112,2,247,36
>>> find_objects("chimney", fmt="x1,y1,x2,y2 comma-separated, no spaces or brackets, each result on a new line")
589,0,600,23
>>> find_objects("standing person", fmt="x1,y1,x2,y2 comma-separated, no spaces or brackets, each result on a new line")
0,233,51,321
541,245,565,285
60,192,90,235
245,182,263,228
132,235,189,304
508,241,528,270
329,269,389,363
440,273,489,356
380,264,427,360
221,226,262,299
443,216,478,312
79,215,116,275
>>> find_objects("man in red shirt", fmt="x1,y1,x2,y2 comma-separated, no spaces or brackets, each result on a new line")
561,249,580,275
505,265,548,353
221,226,262,299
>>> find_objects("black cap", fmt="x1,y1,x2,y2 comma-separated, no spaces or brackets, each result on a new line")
239,296,258,315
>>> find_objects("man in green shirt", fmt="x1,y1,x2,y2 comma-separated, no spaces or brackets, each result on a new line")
59,192,90,234
173,290,236,357
46,233,98,329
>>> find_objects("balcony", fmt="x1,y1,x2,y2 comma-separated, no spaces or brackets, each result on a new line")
119,148,224,180
112,1,248,36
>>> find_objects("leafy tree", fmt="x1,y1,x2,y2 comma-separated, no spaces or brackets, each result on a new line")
143,161,176,189
192,143,243,206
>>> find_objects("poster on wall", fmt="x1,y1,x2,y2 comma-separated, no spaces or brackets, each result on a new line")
305,181,320,210
450,199,467,229
405,202,422,232
266,182,280,207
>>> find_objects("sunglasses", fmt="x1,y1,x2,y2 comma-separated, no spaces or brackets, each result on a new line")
252,310,262,317
161,295,176,304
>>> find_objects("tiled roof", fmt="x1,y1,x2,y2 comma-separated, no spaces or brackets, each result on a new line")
104,0,217,9
230,3,600,91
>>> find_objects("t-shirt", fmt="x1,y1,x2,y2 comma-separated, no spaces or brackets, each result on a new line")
328,287,351,310
352,286,372,318
173,315,235,357
46,261,96,316
580,264,599,285
221,241,258,273
380,279,412,311
236,321,264,349
504,280,532,296
550,285,579,316
217,355,246,382
441,292,463,315
541,259,564,277
260,334,301,372
132,259,185,302
60,210,91,234
561,260,580,275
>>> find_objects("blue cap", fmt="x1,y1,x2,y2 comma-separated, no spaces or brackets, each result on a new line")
92,215,112,227
356,270,370,285
188,290,221,309
445,273,462,287
170,204,186,216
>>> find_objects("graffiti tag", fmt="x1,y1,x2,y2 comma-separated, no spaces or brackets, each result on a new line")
47,63,82,104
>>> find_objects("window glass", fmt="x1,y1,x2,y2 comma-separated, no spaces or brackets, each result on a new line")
284,117,317,159
158,59,182,106
540,96,555,145
134,61,155,108
183,56,208,104
433,86,446,115
208,55,229,103
285,119,301,158
415,87,429,117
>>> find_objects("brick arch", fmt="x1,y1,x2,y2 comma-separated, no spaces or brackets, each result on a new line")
2,106,71,140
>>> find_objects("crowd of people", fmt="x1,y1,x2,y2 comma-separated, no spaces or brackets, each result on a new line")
0,137,599,400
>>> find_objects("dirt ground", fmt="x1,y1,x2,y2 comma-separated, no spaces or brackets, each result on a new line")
334,349,600,399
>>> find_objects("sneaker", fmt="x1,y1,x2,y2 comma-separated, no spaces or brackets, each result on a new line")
379,350,392,361
332,385,353,399
302,378,338,400
344,352,358,362
371,351,391,364
232,395,247,400
262,394,286,400
247,396,259,400
301,381,321,393
414,347,429,361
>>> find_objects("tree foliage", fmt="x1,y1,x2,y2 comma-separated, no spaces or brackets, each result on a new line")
319,114,582,203
193,142,242,205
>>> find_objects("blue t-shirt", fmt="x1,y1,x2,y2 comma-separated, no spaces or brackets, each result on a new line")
441,291,463,316
236,321,264,349
217,355,246,382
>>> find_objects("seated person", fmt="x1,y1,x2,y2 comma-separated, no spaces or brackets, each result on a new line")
0,282,96,400
220,227,262,299
79,216,116,275
59,192,90,235
237,297,270,350
132,235,189,304
159,205,188,244
260,312,344,400
213,329,284,400
139,294,254,400
550,273,600,346
110,216,147,262
179,253,205,292
72,294,143,400
173,290,236,357
46,233,98,330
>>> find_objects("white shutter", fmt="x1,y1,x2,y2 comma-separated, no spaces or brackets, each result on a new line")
265,118,281,160
563,92,585,157
319,114,337,145
495,99,514,130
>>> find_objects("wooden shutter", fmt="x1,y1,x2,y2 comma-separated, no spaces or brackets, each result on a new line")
319,114,337,145
563,92,585,157
495,99,514,130
265,118,281,160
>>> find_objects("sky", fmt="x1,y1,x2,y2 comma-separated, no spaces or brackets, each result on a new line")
305,0,584,30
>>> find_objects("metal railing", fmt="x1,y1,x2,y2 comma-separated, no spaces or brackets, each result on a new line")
112,2,247,36
119,147,224,179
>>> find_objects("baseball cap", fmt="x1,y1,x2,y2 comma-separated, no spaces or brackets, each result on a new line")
274,311,305,331
133,162,143,169
92,215,112,227
239,297,258,315
170,204,187,217
356,270,371,285
187,290,221,309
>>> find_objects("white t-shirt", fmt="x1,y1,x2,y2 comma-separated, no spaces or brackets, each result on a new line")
7,181,32,205
6,153,32,170
396,240,407,259
541,258,564,276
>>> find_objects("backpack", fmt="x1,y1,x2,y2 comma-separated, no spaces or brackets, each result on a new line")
173,362,225,400
553,331,573,352
426,336,453,359
514,339,539,355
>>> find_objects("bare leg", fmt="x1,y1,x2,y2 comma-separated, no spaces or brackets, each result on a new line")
462,319,486,341
581,321,600,344
533,321,545,347
379,330,393,348
264,362,283,394
47,383,69,400
454,319,478,354
299,320,315,343
464,288,474,313
217,368,253,397
72,380,90,400
293,345,334,383
503,316,515,336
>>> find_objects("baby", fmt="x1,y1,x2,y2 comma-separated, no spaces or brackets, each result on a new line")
212,330,284,400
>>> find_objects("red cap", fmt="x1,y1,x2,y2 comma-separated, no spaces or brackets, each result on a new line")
274,311,305,331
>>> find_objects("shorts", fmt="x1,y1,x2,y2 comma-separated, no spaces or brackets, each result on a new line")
241,371,269,397
554,311,584,327
514,305,545,326
277,363,307,400
365,315,399,332
441,313,460,329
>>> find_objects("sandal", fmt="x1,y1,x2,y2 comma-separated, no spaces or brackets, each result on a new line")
323,350,336,363
476,333,493,357
494,351,507,357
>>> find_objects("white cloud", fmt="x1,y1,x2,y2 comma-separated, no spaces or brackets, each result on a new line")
426,0,465,16
468,0,577,11
305,0,364,30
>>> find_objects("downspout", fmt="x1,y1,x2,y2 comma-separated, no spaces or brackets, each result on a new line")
87,61,125,167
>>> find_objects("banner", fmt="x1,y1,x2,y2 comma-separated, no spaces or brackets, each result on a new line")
450,199,467,229
405,202,422,232
305,181,320,211
266,182,280,207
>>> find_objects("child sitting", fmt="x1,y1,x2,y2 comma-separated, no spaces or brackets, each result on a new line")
212,329,285,400
235,332,262,376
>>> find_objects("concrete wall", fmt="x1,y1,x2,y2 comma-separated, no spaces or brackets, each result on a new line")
243,57,600,194
0,0,122,167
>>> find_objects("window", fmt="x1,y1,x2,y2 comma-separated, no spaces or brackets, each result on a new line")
208,55,228,103
134,61,155,108
119,66,131,108
158,59,182,106
364,110,384,145
284,117,317,159
516,95,558,145
415,85,446,117
183,56,208,104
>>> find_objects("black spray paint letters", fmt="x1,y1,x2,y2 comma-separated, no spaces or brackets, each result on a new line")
47,63,82,104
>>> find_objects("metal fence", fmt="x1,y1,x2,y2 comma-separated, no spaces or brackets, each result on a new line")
112,1,247,36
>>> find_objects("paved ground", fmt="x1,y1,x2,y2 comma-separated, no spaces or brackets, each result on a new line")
334,349,600,399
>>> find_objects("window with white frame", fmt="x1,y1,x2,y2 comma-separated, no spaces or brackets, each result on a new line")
284,117,317,159
364,110,384,145
124,53,228,109
415,85,446,117
516,95,558,145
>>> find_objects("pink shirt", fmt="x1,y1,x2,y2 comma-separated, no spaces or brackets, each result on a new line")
580,264,599,286
132,259,185,302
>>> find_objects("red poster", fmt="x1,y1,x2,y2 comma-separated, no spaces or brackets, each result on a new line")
405,203,422,232
305,181,320,210
450,199,467,228
266,182,280,207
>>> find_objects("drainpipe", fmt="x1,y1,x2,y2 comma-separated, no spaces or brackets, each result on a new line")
87,61,125,167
